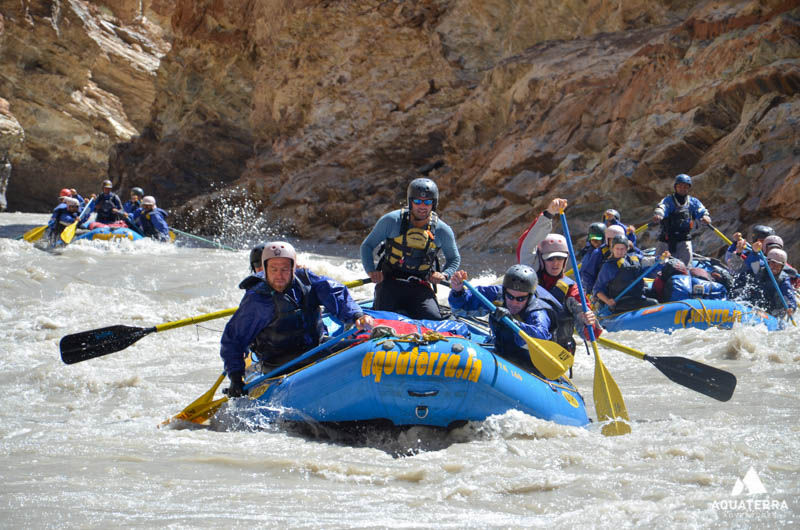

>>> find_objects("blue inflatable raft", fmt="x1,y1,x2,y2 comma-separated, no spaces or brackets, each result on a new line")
598,298,784,333
235,310,589,429
73,226,144,242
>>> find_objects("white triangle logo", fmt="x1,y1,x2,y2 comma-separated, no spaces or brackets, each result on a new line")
731,467,767,496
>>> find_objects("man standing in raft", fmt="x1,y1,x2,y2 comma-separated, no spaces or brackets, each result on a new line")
360,178,461,320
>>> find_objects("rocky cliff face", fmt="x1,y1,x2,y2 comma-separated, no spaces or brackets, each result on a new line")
2,0,798,260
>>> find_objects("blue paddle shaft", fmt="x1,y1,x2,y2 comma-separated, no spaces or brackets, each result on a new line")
559,212,596,342
243,327,359,390
462,281,521,334
757,251,791,313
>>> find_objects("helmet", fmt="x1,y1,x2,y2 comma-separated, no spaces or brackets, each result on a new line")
751,225,774,241
610,235,629,249
502,264,538,294
59,188,71,197
141,195,156,207
766,248,787,265
261,241,297,274
604,224,625,242
602,209,620,224
763,235,784,250
101,179,112,188
674,174,692,187
131,187,144,198
588,222,606,241
64,197,80,207
407,178,439,211
249,242,266,273
538,234,569,260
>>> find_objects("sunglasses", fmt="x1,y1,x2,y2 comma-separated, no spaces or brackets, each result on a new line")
411,198,433,205
504,291,530,303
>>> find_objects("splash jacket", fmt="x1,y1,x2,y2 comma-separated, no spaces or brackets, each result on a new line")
95,191,123,224
220,269,364,375
448,284,557,374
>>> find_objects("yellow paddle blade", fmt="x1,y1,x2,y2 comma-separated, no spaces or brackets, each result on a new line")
591,342,630,436
60,221,79,244
520,332,573,380
23,225,48,242
169,230,176,243
169,396,229,425
160,373,226,427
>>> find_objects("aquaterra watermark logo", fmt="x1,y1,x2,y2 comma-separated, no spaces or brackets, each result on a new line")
710,467,790,517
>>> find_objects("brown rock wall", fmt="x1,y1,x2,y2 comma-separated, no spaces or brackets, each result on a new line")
1,0,798,260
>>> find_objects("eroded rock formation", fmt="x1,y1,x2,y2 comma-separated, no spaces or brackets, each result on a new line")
1,0,798,259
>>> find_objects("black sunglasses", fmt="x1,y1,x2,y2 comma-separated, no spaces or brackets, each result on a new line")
504,291,530,303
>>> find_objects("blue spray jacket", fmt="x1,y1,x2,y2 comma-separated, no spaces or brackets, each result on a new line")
448,285,553,346
220,270,365,375
132,207,170,241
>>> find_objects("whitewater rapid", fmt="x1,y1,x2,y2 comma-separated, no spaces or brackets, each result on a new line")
1,212,797,529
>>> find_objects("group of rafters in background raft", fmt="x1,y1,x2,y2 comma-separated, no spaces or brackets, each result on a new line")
46,180,170,244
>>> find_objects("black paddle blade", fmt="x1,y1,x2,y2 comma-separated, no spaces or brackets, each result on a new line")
60,325,155,364
646,356,736,402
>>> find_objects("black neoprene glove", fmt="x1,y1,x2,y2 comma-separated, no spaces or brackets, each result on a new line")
490,306,512,325
224,371,246,397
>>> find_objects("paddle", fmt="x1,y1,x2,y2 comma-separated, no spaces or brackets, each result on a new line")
60,278,373,364
61,198,96,244
560,211,630,436
633,223,649,236
170,227,238,251
162,327,359,425
462,280,573,380
23,225,48,242
596,336,736,402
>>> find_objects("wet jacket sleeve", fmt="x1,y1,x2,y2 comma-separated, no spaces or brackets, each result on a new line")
448,285,501,318
219,292,275,374
435,220,461,280
593,262,617,297
306,270,364,324
779,276,797,311
653,195,672,218
360,211,401,273
690,197,709,220
515,310,552,343
150,210,170,238
516,212,552,267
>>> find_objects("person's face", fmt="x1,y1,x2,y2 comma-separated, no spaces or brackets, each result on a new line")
67,204,78,213
544,256,566,277
675,183,690,195
103,186,112,194
410,197,433,221
590,238,603,249
131,192,140,201
768,260,784,277
612,243,628,259
266,257,293,291
143,203,154,212
503,288,530,315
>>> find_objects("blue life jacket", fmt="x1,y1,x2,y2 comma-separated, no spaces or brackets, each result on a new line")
658,194,693,243
250,272,325,366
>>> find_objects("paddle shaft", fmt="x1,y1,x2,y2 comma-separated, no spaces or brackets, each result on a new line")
170,228,237,251
596,336,736,402
462,280,571,380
